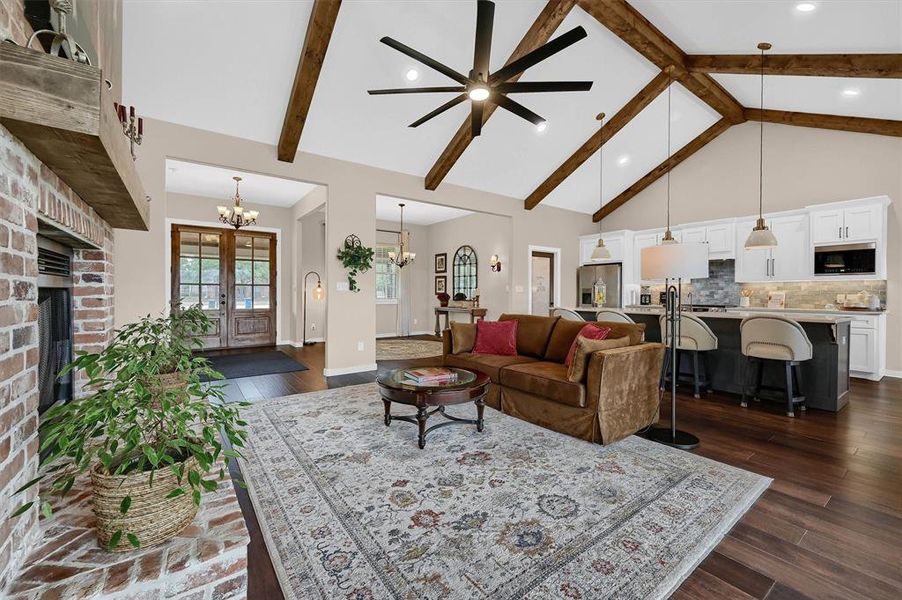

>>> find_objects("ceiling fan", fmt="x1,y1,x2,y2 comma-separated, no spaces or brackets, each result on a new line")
368,0,593,137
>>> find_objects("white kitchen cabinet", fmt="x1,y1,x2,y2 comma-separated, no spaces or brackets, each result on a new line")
706,224,734,257
579,235,598,265
681,227,706,245
770,215,811,280
579,232,626,265
810,202,882,244
633,232,660,283
849,327,877,374
734,219,770,282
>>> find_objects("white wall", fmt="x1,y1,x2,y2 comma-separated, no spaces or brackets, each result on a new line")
601,121,902,373
116,119,600,373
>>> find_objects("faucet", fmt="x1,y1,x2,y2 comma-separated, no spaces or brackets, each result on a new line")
687,291,693,312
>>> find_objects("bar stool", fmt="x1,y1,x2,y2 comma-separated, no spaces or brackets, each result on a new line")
740,316,812,417
595,309,635,323
550,308,585,321
659,313,718,398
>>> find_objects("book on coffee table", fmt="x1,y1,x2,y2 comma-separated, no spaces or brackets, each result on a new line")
404,367,458,385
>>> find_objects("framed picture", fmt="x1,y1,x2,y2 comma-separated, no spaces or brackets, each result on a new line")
434,253,447,273
434,276,447,294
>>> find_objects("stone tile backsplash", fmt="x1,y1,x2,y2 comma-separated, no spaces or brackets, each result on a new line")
648,259,887,309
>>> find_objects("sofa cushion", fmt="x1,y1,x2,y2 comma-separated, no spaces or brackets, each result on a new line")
564,324,611,366
499,314,560,358
473,320,518,355
450,322,477,354
500,361,585,408
544,319,646,363
444,352,537,383
567,336,630,383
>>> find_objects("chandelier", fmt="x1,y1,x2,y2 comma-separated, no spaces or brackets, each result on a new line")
217,176,258,230
388,203,415,269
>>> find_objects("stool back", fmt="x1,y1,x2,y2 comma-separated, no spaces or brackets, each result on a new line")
550,308,585,321
595,309,635,324
658,313,718,351
740,315,813,361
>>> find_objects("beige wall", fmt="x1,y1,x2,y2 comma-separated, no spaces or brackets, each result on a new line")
602,122,902,373
297,208,326,343
116,119,598,373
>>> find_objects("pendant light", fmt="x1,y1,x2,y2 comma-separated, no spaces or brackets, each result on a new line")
590,111,612,261
388,203,415,268
745,42,779,250
661,73,677,245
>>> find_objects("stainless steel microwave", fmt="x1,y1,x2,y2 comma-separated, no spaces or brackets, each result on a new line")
814,243,876,276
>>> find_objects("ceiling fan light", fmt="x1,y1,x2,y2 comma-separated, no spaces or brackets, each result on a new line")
590,238,610,260
745,219,779,249
468,86,490,101
535,121,547,133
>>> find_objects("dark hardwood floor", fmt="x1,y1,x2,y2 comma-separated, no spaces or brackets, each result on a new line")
215,341,902,600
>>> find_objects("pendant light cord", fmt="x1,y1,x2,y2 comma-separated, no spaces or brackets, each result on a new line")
666,82,672,231
759,47,765,218
599,115,604,225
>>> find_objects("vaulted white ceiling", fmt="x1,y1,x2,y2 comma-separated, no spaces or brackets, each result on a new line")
123,0,902,216
165,159,319,207
376,195,474,226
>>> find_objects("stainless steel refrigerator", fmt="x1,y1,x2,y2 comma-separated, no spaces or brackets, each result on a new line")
577,264,622,309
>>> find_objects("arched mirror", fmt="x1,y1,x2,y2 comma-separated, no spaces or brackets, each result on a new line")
452,245,477,300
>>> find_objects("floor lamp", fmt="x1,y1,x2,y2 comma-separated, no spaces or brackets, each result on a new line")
641,242,709,449
302,271,325,346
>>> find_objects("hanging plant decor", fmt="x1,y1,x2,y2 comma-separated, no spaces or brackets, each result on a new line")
336,234,374,292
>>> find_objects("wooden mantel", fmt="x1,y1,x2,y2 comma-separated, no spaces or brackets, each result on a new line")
0,43,149,230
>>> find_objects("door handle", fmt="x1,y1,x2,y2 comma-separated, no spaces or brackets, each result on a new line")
845,226,849,238
838,226,842,238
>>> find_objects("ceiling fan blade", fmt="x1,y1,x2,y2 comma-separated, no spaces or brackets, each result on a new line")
368,86,466,95
493,94,545,127
489,26,588,84
471,100,485,137
409,94,468,128
473,0,495,80
495,81,593,94
380,37,470,85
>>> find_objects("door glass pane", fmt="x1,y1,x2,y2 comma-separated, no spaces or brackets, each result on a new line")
235,260,253,285
253,286,270,309
201,258,220,284
179,231,200,257
179,257,199,284
235,236,253,260
235,285,252,309
179,285,200,309
200,285,220,310
252,236,270,260
200,234,220,257
253,260,270,285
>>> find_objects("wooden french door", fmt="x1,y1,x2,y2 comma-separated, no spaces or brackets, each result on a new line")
171,225,277,349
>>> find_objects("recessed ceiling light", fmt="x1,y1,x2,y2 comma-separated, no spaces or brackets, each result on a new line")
535,121,547,133
841,87,861,97
405,68,419,82
617,154,631,167
795,2,816,12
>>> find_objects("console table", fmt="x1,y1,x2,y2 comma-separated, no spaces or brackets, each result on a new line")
434,306,487,335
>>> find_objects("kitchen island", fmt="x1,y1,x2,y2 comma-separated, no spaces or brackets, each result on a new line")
619,307,852,412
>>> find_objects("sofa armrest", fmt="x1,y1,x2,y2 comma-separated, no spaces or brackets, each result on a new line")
442,328,452,356
585,342,664,445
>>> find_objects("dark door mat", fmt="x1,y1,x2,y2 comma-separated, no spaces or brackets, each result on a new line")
200,351,308,380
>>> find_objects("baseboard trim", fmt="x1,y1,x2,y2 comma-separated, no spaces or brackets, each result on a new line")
883,369,902,379
323,363,377,377
375,333,398,339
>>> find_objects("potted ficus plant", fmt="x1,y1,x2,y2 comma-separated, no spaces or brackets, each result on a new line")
11,306,249,552
336,234,374,292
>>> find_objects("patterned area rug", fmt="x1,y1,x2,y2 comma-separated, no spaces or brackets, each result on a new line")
376,338,444,361
239,384,770,600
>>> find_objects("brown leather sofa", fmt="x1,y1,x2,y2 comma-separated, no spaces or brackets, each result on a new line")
442,314,664,445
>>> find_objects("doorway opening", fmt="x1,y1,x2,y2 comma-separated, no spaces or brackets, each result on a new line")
528,246,561,316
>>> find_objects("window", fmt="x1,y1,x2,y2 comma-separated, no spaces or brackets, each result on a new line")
375,244,399,301
452,245,477,300
178,231,221,310
234,234,271,309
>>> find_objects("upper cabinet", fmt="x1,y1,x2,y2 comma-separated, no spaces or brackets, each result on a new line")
810,201,883,244
679,222,734,259
579,231,629,265
735,214,811,282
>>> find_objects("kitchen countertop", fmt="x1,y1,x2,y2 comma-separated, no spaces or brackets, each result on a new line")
623,306,853,324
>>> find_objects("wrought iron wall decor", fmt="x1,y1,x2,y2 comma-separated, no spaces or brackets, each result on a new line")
336,234,374,293
452,245,478,300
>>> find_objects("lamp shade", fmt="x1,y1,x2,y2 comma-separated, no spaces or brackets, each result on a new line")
590,239,611,261
641,242,709,281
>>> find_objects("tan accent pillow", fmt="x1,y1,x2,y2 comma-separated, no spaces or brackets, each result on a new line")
450,322,477,354
567,336,630,383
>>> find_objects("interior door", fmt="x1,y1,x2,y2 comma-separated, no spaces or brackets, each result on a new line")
531,251,554,316
172,225,227,349
229,232,277,347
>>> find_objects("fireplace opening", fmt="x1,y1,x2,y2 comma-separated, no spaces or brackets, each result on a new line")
37,236,73,414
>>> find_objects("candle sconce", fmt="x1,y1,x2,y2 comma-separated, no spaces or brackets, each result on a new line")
490,255,502,272
114,103,143,160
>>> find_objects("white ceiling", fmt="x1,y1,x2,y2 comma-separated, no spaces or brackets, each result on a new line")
165,159,320,207
376,195,474,226
124,0,902,216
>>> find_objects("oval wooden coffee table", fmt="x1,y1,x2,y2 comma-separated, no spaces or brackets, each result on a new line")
376,367,490,449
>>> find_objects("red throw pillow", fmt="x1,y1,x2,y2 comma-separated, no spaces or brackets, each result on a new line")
564,324,611,366
472,320,518,356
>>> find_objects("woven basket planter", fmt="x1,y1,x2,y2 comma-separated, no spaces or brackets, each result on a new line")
91,455,199,552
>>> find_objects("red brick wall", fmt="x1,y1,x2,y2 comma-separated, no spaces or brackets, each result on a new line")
1,3,116,588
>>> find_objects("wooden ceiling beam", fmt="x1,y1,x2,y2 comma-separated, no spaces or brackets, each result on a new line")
577,0,745,123
277,0,342,163
424,0,577,190
592,118,732,222
686,54,902,78
524,71,671,210
745,108,902,137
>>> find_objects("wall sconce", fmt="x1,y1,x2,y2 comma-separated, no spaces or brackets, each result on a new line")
490,255,502,272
